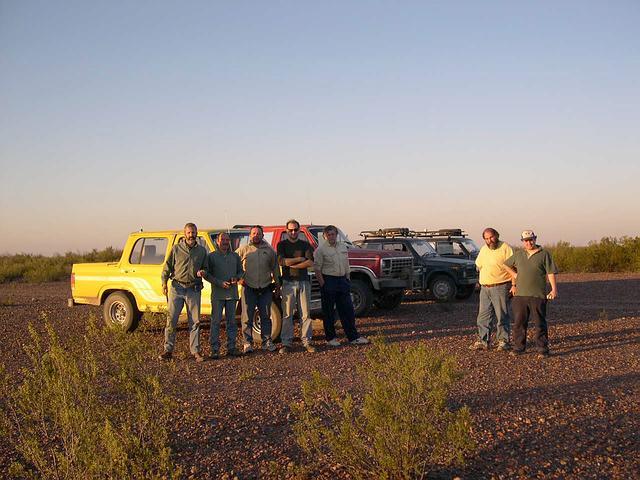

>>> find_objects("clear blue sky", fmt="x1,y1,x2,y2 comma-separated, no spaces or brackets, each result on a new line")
1,1,639,254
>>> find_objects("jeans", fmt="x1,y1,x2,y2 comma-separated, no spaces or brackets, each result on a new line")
320,275,359,342
164,283,201,354
476,283,511,344
281,280,313,347
240,286,272,345
511,296,549,353
210,298,238,353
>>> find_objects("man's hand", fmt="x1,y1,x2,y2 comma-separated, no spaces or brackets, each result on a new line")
509,285,517,296
222,281,231,289
196,269,206,278
238,278,246,286
162,285,168,297
547,289,557,300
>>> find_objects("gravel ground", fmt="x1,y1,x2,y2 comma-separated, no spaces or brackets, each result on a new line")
1,273,639,479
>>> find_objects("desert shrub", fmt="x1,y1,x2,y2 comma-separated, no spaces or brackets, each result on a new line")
0,248,122,284
292,337,474,479
0,317,180,479
546,237,640,273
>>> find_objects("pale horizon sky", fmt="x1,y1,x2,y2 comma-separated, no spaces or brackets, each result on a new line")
1,1,639,255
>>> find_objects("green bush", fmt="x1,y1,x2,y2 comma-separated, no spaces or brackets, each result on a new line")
546,236,640,273
0,248,122,284
292,337,474,479
0,316,180,479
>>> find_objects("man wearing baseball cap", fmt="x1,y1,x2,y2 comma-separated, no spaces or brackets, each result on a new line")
503,230,558,358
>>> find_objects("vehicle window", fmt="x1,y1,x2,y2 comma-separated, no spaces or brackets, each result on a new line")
411,240,438,257
382,243,405,252
358,242,381,250
279,231,309,243
230,232,250,250
263,231,274,245
436,241,455,255
310,227,352,248
129,237,168,265
462,239,480,254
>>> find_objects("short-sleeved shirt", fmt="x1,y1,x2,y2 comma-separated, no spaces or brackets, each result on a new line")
314,241,350,278
504,248,558,298
475,241,514,285
277,238,314,282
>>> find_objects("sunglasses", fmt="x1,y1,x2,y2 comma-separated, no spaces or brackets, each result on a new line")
288,228,299,232
522,238,536,243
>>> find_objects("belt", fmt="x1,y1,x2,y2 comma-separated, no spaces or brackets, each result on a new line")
482,281,511,288
173,280,197,288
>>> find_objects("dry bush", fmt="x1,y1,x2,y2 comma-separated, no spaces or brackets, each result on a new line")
292,337,474,479
0,316,180,479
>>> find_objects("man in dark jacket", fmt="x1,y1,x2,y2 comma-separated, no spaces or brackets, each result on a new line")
159,222,208,362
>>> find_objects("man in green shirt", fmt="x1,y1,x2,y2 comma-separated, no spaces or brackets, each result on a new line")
503,230,558,358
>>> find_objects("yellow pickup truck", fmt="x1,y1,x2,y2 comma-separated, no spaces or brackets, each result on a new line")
70,228,282,335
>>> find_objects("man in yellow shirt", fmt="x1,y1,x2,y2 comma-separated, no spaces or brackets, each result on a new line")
470,227,514,351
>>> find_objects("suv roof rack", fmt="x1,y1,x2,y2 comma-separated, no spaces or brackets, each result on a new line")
360,228,468,239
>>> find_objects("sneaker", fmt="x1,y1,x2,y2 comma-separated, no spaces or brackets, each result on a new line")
158,351,172,361
193,352,205,363
510,349,525,357
279,345,291,354
350,337,370,345
327,338,341,347
243,343,254,354
263,339,277,352
469,341,489,351
537,351,550,359
227,348,242,357
497,341,511,351
209,351,220,360
303,343,317,353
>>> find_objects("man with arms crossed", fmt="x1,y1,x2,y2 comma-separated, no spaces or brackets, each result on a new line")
313,225,369,347
236,225,280,354
277,219,316,354
503,230,558,358
204,232,244,359
159,222,208,362
470,227,514,351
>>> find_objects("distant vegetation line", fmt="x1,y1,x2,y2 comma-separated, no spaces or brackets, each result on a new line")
0,237,639,284
0,248,122,283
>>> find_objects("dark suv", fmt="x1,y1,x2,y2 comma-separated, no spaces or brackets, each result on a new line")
354,228,478,301
421,228,480,260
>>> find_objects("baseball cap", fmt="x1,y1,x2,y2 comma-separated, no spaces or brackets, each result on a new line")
521,230,536,241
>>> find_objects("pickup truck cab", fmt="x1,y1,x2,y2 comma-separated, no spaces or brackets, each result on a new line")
234,224,414,315
70,228,249,331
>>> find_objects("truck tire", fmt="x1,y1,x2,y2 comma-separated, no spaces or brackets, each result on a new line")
103,292,141,332
251,302,283,343
350,279,373,316
429,275,456,302
374,290,404,310
455,285,476,300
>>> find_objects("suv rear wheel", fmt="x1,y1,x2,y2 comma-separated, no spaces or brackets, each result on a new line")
429,275,456,302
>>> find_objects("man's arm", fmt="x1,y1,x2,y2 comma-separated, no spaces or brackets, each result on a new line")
547,273,558,299
161,248,175,296
502,263,518,295
313,248,325,287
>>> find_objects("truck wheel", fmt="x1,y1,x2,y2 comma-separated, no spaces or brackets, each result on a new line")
374,290,404,310
103,292,141,332
429,276,456,302
251,302,283,343
350,279,373,316
455,285,476,300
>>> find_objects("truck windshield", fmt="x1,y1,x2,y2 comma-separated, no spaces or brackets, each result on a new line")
412,240,438,257
461,239,480,254
308,227,354,248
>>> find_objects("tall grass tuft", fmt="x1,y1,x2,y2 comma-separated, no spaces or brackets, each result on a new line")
0,247,122,283
292,337,474,479
0,316,180,479
546,236,640,273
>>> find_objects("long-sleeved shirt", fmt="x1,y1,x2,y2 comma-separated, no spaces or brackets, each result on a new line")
313,241,350,278
236,240,280,289
475,241,514,285
203,249,244,300
161,239,208,288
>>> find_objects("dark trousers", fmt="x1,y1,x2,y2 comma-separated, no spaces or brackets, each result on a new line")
320,275,359,342
511,296,548,353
